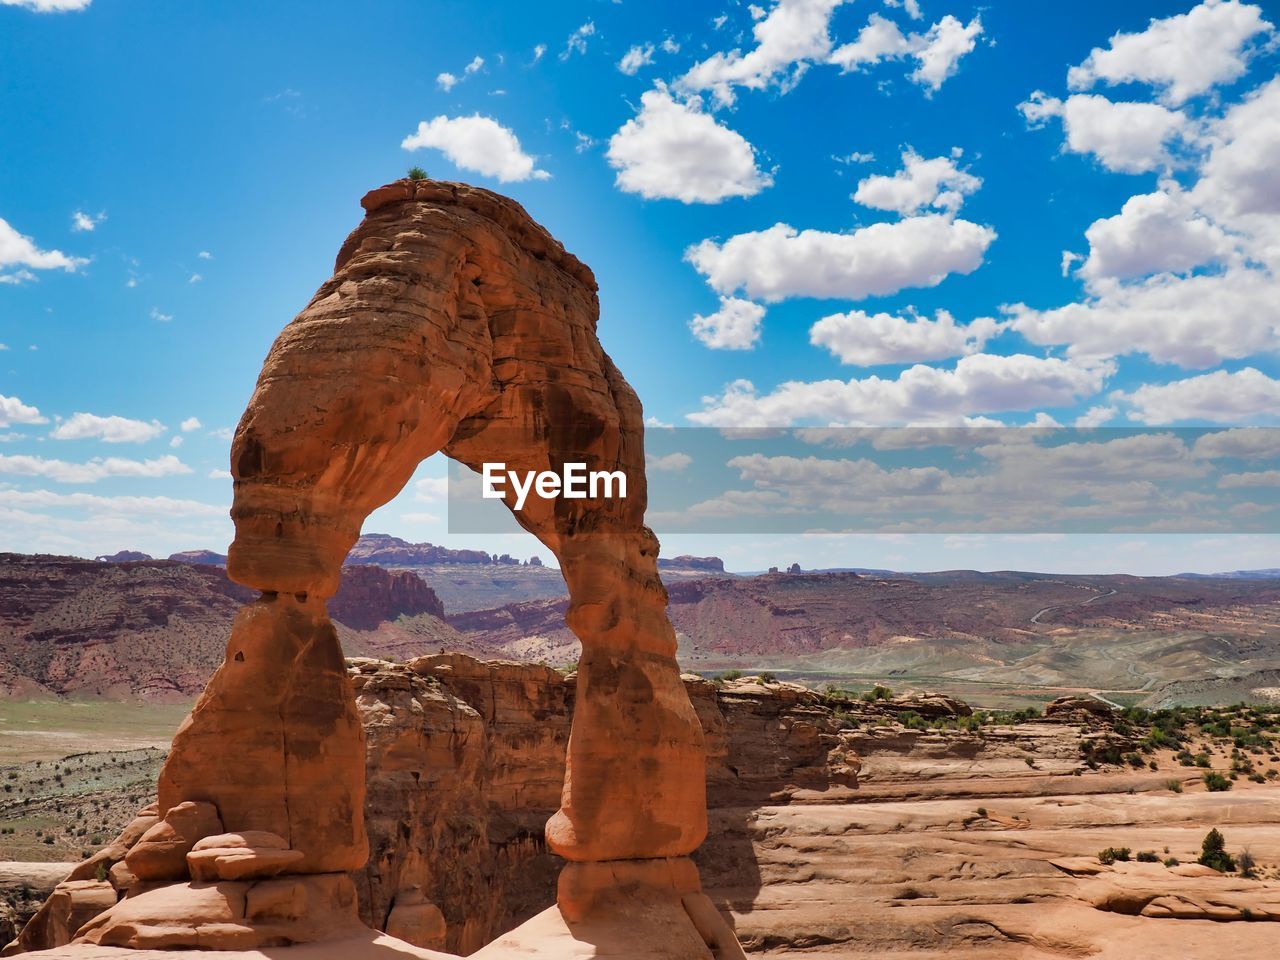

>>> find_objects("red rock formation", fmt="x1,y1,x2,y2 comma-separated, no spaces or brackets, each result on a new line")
328,567,445,630
102,178,718,951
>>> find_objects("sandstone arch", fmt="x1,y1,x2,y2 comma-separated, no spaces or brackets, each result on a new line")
104,179,731,955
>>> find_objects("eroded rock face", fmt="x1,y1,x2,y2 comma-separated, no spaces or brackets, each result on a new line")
122,179,709,949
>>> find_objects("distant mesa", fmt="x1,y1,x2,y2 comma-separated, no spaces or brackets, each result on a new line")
329,565,446,629
94,550,153,563
656,555,725,573
167,549,228,566
346,533,534,567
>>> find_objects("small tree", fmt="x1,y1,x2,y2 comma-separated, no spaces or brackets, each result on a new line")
1238,848,1257,878
407,166,428,181
1198,828,1237,872
1203,771,1232,791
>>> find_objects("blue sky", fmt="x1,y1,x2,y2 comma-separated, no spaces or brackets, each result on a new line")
2,0,1280,575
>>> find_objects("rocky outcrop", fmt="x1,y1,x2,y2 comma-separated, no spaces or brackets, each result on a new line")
1046,695,1116,719
658,557,725,573
166,551,228,567
346,535,521,568
10,655,861,956
328,568,445,630
94,551,152,563
101,178,717,953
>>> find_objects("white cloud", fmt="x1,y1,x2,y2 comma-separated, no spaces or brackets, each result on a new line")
885,0,923,19
1019,91,1188,174
1118,368,1280,424
532,44,546,63
0,488,225,518
0,0,92,10
619,43,655,75
402,511,441,524
402,115,550,182
1078,187,1235,281
1067,0,1273,106
561,21,595,60
829,13,983,93
0,394,47,428
436,72,458,91
169,436,183,448
180,417,202,432
1074,405,1118,428
689,354,1111,427
909,14,983,91
0,453,192,483
662,37,681,54
197,250,213,260
188,273,202,284
1012,78,1280,370
465,55,484,75
646,452,693,472
810,309,1001,365
690,297,765,350
606,87,773,203
679,0,849,106
208,469,233,480
0,216,86,282
1010,268,1280,368
414,476,449,501
853,149,981,215
150,307,173,322
51,412,166,443
685,215,995,302
71,210,104,232
1219,470,1280,488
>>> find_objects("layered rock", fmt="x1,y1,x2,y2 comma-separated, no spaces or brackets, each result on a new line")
92,178,715,952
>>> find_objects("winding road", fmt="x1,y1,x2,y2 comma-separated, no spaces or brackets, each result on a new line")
1030,587,1118,625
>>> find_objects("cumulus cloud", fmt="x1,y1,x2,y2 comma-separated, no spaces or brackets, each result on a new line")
685,215,995,303
646,452,693,472
51,413,166,443
853,149,981,215
1011,78,1280,370
829,13,983,93
1078,187,1235,281
1067,0,1273,106
810,309,1002,365
414,476,449,501
1018,91,1188,174
679,0,849,105
0,488,225,517
689,354,1111,427
436,72,458,91
1010,268,1280,369
606,87,773,203
1218,469,1280,488
0,453,192,483
180,417,202,432
0,216,86,282
690,297,765,350
0,394,47,428
402,115,550,182
1117,368,1280,424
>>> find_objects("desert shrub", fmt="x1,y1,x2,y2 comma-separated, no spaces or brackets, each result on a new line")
1195,754,1212,768
900,711,928,730
975,807,988,817
406,166,428,180
1125,752,1145,768
1203,771,1232,792
1165,779,1183,793
757,671,777,684
719,669,742,682
1164,856,1180,867
1136,850,1160,863
1238,849,1256,878
1098,847,1131,865
1198,829,1236,872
